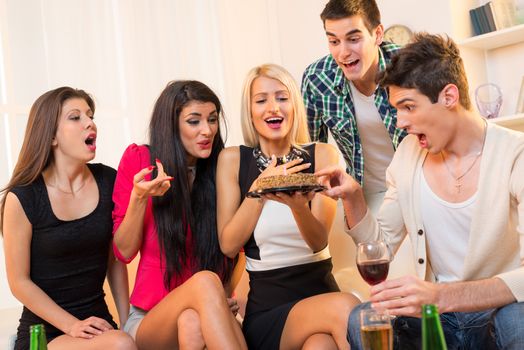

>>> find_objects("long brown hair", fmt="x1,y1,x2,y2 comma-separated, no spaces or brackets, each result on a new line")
0,87,95,230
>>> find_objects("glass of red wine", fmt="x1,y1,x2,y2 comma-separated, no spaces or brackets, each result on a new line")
356,241,391,286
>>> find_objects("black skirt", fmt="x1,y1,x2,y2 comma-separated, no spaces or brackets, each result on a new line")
14,304,117,350
243,258,339,350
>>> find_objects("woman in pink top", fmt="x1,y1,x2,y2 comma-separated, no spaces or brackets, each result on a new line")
112,80,246,350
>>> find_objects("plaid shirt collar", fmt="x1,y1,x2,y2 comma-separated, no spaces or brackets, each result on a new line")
302,42,407,186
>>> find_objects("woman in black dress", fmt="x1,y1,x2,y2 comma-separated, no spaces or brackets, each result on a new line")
1,87,136,350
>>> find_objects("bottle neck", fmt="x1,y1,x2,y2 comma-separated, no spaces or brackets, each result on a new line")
422,304,447,350
29,324,47,350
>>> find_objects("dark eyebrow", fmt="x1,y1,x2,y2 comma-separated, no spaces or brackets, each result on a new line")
67,108,93,115
394,98,414,106
325,29,362,37
185,110,218,118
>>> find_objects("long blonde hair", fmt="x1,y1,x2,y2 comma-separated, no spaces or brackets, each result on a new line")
240,63,310,148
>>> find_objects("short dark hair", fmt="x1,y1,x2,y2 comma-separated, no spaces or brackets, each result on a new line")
378,33,471,110
320,0,381,33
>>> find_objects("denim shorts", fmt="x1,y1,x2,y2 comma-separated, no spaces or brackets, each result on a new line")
123,305,147,340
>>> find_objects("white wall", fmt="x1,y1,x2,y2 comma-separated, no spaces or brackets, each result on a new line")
0,0,331,311
1,0,522,314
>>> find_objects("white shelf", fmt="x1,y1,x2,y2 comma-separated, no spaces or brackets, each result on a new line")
458,23,524,50
488,113,524,129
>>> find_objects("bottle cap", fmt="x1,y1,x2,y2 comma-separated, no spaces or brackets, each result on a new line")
422,304,439,316
29,324,44,332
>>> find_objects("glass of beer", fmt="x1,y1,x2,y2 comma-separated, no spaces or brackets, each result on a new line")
360,308,393,350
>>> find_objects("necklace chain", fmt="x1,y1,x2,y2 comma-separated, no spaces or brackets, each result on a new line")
51,171,89,195
253,146,303,172
53,180,88,194
440,121,487,193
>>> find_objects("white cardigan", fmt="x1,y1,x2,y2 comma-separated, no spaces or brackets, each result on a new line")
347,123,524,302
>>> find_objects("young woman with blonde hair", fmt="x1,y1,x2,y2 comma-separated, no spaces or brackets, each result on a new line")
217,64,360,350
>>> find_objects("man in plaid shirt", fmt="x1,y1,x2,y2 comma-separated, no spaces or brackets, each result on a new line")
302,0,407,208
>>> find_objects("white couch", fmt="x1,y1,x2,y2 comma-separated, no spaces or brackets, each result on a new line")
0,306,21,350
0,202,416,347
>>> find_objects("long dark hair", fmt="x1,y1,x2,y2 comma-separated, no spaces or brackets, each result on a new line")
0,87,94,230
148,80,234,289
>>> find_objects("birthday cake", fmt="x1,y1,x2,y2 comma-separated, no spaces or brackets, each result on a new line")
255,173,318,191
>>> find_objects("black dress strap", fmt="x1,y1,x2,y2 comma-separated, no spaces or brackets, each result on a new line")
238,144,316,200
238,144,317,261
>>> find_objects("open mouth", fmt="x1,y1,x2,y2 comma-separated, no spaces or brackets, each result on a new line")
265,117,283,129
417,134,428,148
343,59,359,69
85,134,97,149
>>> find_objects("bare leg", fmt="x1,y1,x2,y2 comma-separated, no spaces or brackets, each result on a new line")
177,309,245,349
280,292,359,350
49,329,136,350
232,314,247,348
135,271,247,350
178,309,205,350
302,333,338,350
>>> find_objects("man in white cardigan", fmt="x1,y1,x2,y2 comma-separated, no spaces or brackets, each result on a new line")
317,33,524,349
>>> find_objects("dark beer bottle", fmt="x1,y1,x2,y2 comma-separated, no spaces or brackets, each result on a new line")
29,324,48,350
422,304,447,350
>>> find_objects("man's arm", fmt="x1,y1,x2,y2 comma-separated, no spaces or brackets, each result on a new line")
301,72,328,143
318,164,520,317
438,278,516,313
315,161,407,253
343,151,408,254
369,140,524,317
369,275,516,317
499,143,524,302
315,165,367,226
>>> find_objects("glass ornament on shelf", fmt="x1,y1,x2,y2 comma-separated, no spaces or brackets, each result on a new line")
475,83,503,119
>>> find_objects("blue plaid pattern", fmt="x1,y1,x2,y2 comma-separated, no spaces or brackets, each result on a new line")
301,42,407,186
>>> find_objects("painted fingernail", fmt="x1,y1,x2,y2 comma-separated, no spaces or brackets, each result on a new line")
155,158,161,163
166,177,174,181
148,166,155,171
